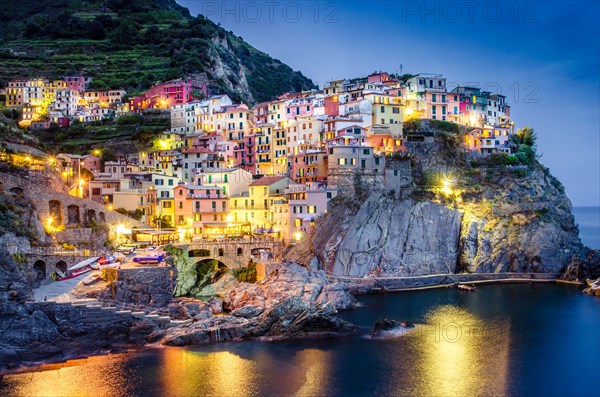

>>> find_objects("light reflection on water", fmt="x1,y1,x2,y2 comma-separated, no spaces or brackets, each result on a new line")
0,353,139,397
409,305,509,397
1,284,598,397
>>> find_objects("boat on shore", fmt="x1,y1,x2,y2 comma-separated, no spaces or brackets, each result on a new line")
81,273,102,285
90,255,121,270
457,284,477,291
53,257,99,281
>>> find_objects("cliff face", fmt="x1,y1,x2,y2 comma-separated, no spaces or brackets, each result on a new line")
291,123,592,279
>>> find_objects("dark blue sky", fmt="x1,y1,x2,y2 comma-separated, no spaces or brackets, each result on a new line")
180,0,600,206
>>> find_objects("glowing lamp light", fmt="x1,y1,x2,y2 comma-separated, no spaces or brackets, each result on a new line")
441,178,455,197
93,149,101,156
294,231,303,242
225,214,233,223
46,217,54,227
159,140,168,149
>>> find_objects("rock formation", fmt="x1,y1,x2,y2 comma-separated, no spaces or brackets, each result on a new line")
289,121,596,281
149,263,357,345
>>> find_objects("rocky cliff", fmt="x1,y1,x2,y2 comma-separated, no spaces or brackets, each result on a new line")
0,0,316,104
289,121,597,280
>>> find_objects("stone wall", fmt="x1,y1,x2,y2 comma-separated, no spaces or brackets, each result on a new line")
0,172,144,229
100,267,177,307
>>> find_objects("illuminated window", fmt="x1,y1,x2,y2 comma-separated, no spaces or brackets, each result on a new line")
294,218,302,227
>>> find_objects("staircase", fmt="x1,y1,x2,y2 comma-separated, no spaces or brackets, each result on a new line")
65,298,191,327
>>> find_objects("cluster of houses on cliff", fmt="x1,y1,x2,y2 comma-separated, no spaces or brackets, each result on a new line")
3,71,516,243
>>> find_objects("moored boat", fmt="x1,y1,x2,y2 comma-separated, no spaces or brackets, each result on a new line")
457,284,476,291
82,273,101,285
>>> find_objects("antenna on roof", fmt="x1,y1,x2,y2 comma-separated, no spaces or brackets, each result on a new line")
400,64,403,76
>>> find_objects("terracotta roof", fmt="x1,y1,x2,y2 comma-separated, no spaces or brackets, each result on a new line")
249,175,287,186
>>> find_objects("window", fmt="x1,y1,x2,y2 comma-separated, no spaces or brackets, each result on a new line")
363,149,370,155
168,179,173,186
163,201,172,208
432,94,437,102
380,106,385,113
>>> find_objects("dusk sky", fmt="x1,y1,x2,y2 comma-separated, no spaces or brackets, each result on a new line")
180,0,600,206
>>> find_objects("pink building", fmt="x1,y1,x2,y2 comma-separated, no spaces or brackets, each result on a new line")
252,102,270,125
288,148,327,184
64,76,86,93
173,184,228,235
367,72,390,84
129,76,208,112
286,96,315,120
323,95,340,117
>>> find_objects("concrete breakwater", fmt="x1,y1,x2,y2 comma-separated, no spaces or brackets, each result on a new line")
328,272,562,292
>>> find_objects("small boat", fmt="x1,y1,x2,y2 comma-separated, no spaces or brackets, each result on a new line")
457,284,476,291
68,257,100,272
82,273,101,285
132,255,163,264
55,267,91,281
91,255,120,270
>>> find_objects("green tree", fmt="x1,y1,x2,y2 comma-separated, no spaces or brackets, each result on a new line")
152,214,172,229
514,126,537,147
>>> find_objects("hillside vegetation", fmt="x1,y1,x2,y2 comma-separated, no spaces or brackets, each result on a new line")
0,0,316,104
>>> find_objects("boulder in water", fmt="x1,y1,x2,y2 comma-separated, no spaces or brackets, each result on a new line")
370,318,415,337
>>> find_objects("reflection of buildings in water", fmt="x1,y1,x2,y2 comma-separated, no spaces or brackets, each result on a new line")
291,348,333,397
1,353,135,397
160,348,259,396
407,305,511,397
159,347,329,396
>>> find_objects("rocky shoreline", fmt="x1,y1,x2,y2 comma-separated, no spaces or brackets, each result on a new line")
0,261,357,371
3,258,600,374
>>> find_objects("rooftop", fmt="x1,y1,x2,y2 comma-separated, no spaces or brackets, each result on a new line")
249,175,287,186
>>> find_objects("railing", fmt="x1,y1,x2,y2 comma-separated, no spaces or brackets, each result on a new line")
26,246,103,257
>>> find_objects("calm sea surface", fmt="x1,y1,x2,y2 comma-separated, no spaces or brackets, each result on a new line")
2,284,599,397
573,206,600,250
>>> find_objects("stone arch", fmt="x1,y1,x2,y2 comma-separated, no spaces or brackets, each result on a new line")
194,258,228,287
87,209,97,223
237,247,243,256
99,212,106,222
49,200,63,225
9,186,23,196
67,204,80,225
55,260,67,275
218,248,224,257
33,260,46,281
